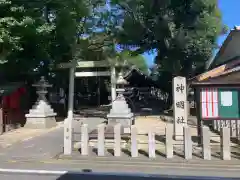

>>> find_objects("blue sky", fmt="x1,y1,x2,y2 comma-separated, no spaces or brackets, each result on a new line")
143,0,240,67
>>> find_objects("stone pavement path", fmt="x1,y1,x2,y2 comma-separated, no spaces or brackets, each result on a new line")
0,117,105,161
134,116,200,149
0,127,64,160
0,121,64,148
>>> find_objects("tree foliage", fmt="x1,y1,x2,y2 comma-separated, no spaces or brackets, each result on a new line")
112,0,226,78
0,0,54,62
119,50,149,74
0,0,226,95
0,0,109,78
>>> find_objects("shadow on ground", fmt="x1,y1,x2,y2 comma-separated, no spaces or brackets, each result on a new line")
71,98,168,119
56,170,240,180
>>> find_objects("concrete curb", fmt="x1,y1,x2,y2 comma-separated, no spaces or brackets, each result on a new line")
56,155,240,167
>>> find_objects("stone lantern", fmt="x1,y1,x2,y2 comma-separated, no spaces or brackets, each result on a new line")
116,72,128,96
25,76,57,128
107,72,134,134
35,76,52,101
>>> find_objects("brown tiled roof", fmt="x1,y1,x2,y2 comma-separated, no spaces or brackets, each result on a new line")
189,57,240,84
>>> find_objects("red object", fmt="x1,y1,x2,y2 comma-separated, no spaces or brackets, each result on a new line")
2,96,10,108
9,90,21,109
18,87,26,94
2,87,26,110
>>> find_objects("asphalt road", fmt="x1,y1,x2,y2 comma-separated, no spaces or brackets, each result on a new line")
1,173,239,180
0,166,239,180
0,157,239,180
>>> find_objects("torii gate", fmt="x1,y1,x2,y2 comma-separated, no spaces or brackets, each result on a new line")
58,60,127,155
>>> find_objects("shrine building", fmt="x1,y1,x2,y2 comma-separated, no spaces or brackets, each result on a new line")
190,26,240,135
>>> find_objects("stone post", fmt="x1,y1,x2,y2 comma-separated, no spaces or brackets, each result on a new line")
81,124,89,156
226,120,230,129
114,123,121,157
165,124,173,158
220,127,231,160
202,126,211,160
230,120,236,137
217,120,221,132
64,118,73,155
237,121,240,141
148,129,156,158
220,120,225,129
131,125,138,157
184,126,192,160
0,108,3,134
213,120,217,131
98,124,105,156
173,76,187,140
187,101,190,116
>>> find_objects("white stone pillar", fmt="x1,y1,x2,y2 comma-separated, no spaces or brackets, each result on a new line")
173,76,187,140
148,129,156,158
236,120,240,141
184,126,192,160
217,120,221,132
131,125,138,157
81,124,89,156
213,120,217,131
165,124,173,158
111,66,116,102
220,127,231,160
187,101,190,116
114,123,121,157
202,126,211,160
64,67,75,155
230,120,236,137
98,124,105,156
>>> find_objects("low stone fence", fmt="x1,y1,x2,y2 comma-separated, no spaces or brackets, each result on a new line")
76,123,239,161
212,120,240,138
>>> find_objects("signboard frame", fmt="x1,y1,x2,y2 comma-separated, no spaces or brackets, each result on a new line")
198,86,240,121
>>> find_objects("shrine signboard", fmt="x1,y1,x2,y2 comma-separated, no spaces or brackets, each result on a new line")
200,88,240,120
173,76,187,140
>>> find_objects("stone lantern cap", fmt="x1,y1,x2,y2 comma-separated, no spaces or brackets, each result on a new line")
116,72,128,85
32,76,52,88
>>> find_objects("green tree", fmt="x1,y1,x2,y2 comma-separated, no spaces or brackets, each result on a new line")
119,50,149,74
110,0,226,108
0,0,58,80
0,0,108,80
0,0,54,63
112,0,226,78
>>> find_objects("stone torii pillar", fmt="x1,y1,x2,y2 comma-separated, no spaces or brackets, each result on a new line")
64,66,75,155
111,66,117,103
